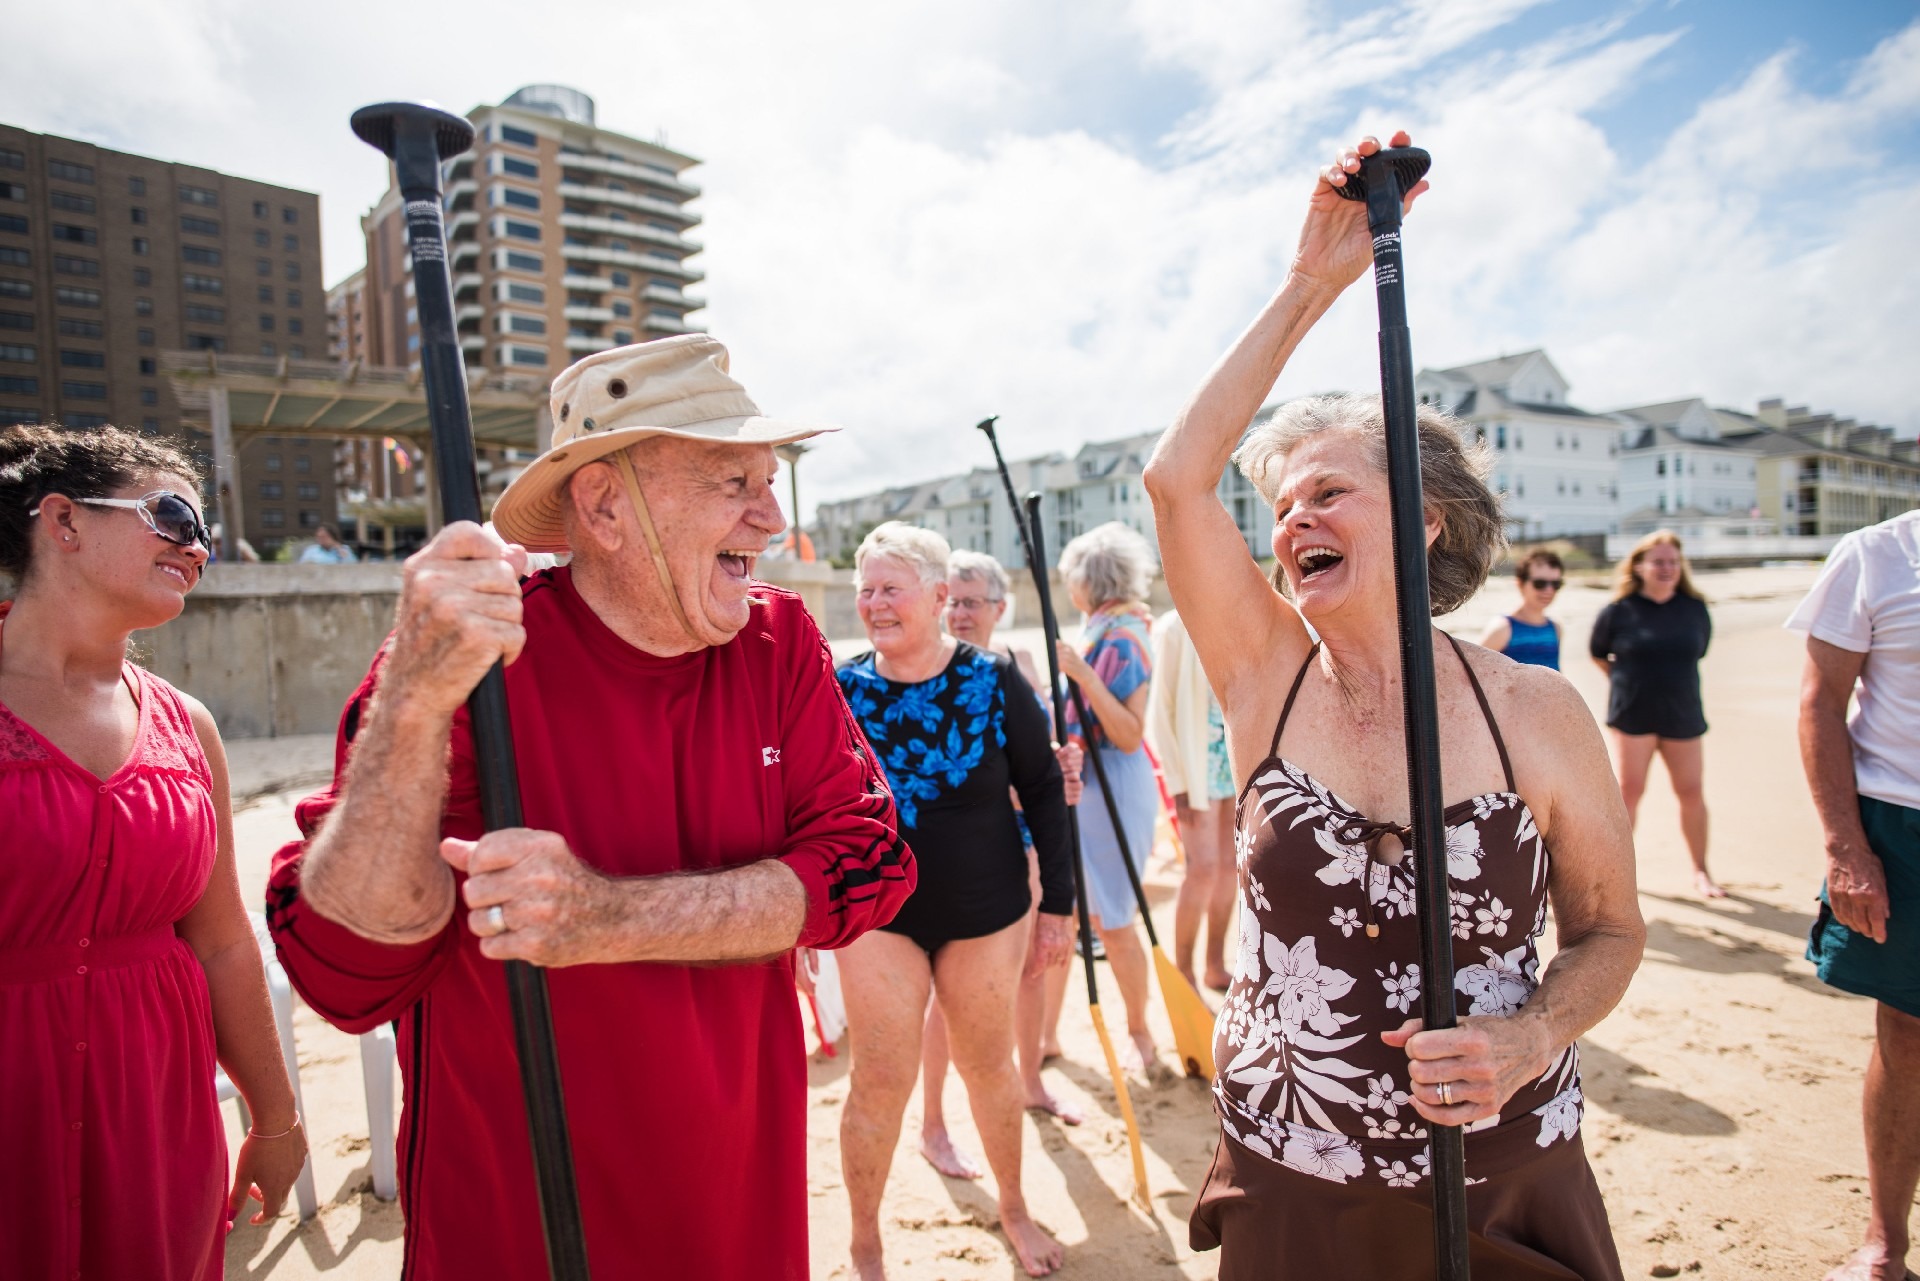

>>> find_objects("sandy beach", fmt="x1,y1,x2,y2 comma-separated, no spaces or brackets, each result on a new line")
218,562,1918,1280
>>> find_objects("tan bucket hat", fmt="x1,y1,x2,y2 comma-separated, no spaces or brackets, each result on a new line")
490,333,836,552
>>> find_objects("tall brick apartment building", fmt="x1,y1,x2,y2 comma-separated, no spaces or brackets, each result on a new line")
0,125,331,555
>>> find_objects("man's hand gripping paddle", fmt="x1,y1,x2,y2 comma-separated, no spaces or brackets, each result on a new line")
351,101,590,1281
1336,145,1472,1281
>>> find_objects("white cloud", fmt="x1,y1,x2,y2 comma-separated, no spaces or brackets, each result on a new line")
3,0,1915,514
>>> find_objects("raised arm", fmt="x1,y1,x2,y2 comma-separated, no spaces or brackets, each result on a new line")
297,522,529,945
1146,130,1426,710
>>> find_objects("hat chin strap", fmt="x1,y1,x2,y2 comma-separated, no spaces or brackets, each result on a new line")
612,449,701,644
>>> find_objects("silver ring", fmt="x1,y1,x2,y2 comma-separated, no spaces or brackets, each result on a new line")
486,904,507,936
1438,1080,1454,1107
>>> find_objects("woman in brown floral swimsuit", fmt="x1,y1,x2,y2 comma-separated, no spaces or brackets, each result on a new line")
1143,131,1645,1280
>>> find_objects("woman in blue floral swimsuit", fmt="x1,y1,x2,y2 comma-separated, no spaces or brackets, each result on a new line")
834,523,1077,1279
1145,130,1645,1278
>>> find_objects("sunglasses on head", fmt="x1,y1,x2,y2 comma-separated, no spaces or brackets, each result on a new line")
1527,577,1563,591
29,489,213,553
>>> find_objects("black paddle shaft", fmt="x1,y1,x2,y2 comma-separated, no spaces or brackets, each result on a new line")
1341,146,1471,1281
1024,494,1104,1001
350,101,591,1281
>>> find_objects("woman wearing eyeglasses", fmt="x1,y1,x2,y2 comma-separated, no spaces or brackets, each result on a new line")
1479,549,1565,670
0,425,307,1280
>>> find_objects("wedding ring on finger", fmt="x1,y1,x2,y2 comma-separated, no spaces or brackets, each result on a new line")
486,904,507,936
1438,1080,1455,1107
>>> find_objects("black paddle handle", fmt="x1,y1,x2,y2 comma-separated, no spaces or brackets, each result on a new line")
1359,146,1470,1281
1025,494,1103,1001
351,101,591,1281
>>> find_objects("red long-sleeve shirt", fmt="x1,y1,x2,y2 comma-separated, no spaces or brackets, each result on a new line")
265,569,913,1279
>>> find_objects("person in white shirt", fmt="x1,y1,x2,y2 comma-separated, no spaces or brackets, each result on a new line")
1788,509,1920,1281
297,524,355,565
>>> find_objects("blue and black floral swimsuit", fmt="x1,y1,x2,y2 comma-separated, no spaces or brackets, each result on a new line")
837,642,1075,953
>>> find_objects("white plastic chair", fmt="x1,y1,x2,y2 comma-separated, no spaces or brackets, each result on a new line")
214,911,318,1221
359,1025,398,1200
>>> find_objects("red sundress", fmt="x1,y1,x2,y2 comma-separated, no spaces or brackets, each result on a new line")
0,619,225,1280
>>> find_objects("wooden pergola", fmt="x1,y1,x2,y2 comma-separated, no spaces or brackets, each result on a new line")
163,351,552,560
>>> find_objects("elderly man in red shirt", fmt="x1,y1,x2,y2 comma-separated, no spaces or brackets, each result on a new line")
266,334,915,1279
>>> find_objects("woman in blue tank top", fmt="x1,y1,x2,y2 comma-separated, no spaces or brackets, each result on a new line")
1480,549,1564,669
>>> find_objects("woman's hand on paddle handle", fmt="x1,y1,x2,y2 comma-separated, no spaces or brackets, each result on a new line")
226,1118,308,1228
1026,912,1075,979
1055,740,1083,806
387,521,531,718
1382,1013,1554,1127
1290,130,1428,301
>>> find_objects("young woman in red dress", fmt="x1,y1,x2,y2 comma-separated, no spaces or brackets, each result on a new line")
0,425,307,1280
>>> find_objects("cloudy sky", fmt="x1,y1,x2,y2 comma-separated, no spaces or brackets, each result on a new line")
9,0,1918,515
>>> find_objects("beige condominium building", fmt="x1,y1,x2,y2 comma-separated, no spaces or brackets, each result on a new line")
0,124,331,555
359,84,703,379
1728,398,1920,536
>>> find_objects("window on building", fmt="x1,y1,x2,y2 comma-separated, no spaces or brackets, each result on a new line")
59,350,106,368
179,185,217,206
0,343,33,363
502,156,539,179
262,508,285,528
264,454,282,471
183,274,222,294
132,267,150,286
500,188,539,211
506,282,544,304
184,304,224,323
0,214,28,234
48,160,94,183
182,245,221,265
259,341,275,356
282,233,297,252
140,387,157,405
54,286,101,307
293,454,311,473
138,355,154,374
285,289,301,307
507,345,547,367
184,334,224,351
297,482,320,501
259,314,274,332
610,271,631,287
58,317,103,337
140,416,157,431
284,261,299,281
0,149,21,170
53,255,99,276
612,329,633,345
607,239,628,251
130,206,147,224
0,376,39,395
611,300,632,318
286,317,302,335
257,285,273,303
52,225,98,246
288,344,304,358
253,228,269,248
255,258,272,276
129,176,145,195
0,246,25,266
0,183,21,201
61,380,107,400
503,219,540,242
298,509,320,529
137,327,153,344
131,237,148,255
0,308,33,325
506,314,546,335
282,206,297,224
260,481,284,498
505,250,542,272
180,214,219,236
0,282,30,303
50,191,96,213
253,200,268,218
499,124,539,148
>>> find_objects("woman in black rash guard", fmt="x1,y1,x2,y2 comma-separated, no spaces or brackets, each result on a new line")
834,521,1075,1280
1590,529,1720,897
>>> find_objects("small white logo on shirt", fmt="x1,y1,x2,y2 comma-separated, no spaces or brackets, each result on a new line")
763,747,781,766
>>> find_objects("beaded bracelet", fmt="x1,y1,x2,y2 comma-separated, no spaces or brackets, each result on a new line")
247,1112,302,1140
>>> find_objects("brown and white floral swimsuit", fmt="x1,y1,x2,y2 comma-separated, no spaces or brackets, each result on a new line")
1191,638,1623,1280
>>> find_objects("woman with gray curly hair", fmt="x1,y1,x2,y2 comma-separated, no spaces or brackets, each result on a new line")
1052,520,1167,1077
1143,131,1643,1278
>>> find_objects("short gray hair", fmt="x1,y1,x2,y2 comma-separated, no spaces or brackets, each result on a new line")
1232,393,1505,616
949,549,1014,623
1059,521,1155,610
854,520,949,587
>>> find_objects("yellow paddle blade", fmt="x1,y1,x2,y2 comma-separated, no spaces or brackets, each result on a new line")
1089,1000,1153,1213
1152,946,1218,1080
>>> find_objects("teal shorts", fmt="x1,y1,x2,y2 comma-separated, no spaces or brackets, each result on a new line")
1807,795,1920,1020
